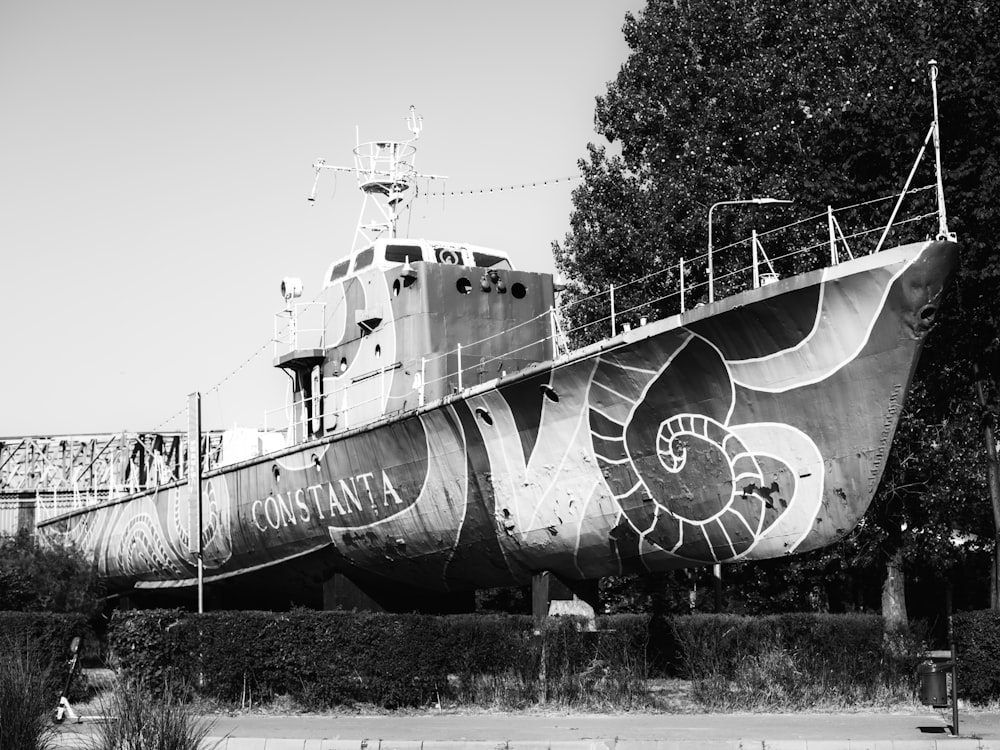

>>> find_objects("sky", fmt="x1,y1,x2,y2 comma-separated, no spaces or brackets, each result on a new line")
0,0,646,437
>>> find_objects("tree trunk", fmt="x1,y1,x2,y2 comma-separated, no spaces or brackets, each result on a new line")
882,550,908,631
973,365,1000,610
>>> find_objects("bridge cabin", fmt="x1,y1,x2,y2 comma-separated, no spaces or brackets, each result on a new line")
274,237,557,443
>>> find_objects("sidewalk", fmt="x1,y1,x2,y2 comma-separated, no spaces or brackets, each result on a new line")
53,710,1000,749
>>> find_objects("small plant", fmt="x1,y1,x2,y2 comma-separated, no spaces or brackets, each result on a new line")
85,679,219,750
0,645,56,750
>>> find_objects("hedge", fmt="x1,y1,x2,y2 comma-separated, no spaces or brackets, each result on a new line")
953,609,1000,704
107,610,935,710
109,610,651,709
671,612,918,709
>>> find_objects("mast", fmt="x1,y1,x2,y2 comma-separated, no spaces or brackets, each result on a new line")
929,60,955,242
308,106,448,253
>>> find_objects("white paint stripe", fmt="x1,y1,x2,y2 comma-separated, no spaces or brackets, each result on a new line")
588,406,626,426
591,379,640,403
571,478,607,579
730,251,918,393
591,431,625,442
593,454,630,465
603,359,659,375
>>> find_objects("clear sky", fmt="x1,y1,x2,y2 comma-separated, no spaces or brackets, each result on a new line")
0,0,646,437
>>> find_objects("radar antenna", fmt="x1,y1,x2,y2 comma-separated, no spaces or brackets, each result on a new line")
308,107,447,253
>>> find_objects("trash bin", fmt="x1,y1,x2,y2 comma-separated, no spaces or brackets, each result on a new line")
917,660,953,708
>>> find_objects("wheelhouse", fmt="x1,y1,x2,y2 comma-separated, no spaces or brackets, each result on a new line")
323,239,513,288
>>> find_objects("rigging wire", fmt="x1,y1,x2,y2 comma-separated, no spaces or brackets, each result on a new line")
423,175,581,197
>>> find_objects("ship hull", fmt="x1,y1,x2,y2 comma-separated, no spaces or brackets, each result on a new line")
40,239,957,595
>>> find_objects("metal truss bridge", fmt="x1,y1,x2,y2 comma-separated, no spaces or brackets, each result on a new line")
0,431,225,536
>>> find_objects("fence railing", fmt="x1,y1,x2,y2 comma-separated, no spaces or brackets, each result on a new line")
274,302,326,357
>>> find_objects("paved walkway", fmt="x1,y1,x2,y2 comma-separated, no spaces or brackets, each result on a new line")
53,710,1000,749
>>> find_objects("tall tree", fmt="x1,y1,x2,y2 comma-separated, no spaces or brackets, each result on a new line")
0,531,103,616
556,0,1000,619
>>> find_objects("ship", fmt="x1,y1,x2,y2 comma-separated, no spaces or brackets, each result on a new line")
38,76,959,612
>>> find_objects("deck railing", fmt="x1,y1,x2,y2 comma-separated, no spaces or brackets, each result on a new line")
559,184,938,349
261,183,943,445
273,302,327,357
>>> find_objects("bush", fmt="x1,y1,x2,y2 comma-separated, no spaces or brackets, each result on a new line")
672,613,917,710
0,531,103,617
953,609,1000,704
0,646,56,750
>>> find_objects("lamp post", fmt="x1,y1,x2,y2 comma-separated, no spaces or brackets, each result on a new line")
708,197,793,303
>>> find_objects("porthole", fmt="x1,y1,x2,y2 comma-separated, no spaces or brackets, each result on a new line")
475,407,494,425
272,466,281,482
375,344,382,358
511,282,527,299
457,278,473,294
540,384,559,402
340,357,348,372
392,279,401,296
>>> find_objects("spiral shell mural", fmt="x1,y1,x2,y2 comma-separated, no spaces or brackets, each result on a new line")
588,331,802,564
37,238,957,600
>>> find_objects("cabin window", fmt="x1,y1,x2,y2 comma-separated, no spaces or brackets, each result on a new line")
511,282,527,299
473,252,512,270
328,260,350,284
386,244,423,263
353,247,375,271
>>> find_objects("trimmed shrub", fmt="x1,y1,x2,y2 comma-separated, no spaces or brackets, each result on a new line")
109,610,651,709
953,609,1000,704
108,609,928,711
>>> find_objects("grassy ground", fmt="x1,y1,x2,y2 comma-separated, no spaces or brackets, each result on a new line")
69,671,936,717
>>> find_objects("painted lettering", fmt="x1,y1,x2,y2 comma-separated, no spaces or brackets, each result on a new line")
382,470,403,506
277,492,297,525
264,495,281,529
357,472,377,509
339,478,363,513
307,484,326,520
294,488,310,523
254,468,415,534
251,498,267,533
327,482,347,516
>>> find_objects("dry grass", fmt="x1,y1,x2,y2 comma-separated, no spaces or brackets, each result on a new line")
78,680,221,750
0,647,57,750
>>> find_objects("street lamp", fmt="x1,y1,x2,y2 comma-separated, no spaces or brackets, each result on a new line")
707,197,793,303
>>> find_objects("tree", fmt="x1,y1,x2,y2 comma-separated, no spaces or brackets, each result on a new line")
556,0,1000,621
0,531,103,616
